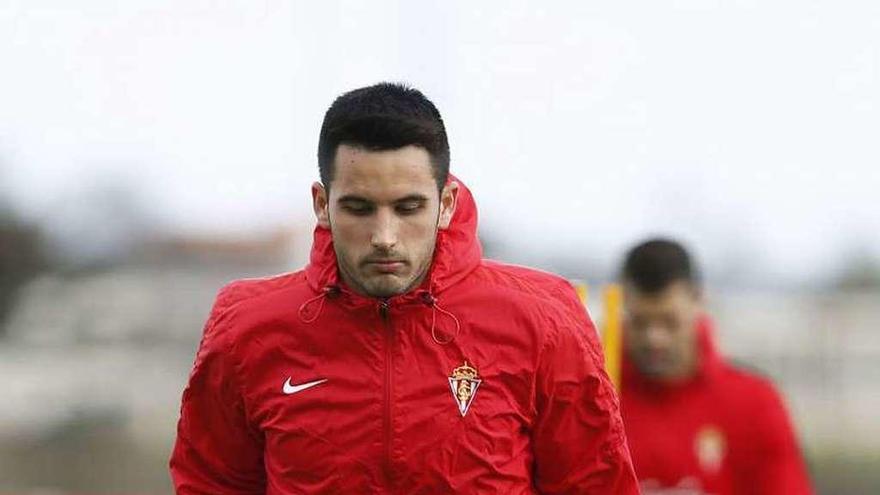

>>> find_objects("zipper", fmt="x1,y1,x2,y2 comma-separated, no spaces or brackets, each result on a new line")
379,299,393,488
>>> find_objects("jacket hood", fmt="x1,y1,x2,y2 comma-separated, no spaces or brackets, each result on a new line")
622,314,722,391
304,174,483,300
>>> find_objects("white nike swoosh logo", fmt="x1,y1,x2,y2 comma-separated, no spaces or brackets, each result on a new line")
282,377,328,395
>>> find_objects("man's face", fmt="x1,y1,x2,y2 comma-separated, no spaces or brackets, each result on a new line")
312,144,457,298
623,280,702,381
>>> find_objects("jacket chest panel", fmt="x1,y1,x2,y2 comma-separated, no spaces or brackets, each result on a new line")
239,318,386,485
238,303,539,489
387,315,536,487
624,392,736,491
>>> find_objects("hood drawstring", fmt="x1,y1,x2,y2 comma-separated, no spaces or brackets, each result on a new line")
420,292,461,345
298,286,339,323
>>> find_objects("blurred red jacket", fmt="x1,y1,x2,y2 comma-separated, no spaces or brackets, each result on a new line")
169,178,638,494
620,316,813,494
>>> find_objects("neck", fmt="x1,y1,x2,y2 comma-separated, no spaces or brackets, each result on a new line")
652,352,700,384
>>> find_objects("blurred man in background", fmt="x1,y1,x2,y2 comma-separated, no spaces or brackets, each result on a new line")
170,82,638,493
618,238,813,494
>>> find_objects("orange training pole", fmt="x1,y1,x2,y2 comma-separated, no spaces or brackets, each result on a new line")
573,281,588,307
602,284,623,391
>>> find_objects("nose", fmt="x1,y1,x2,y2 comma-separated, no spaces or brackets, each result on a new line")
370,208,398,250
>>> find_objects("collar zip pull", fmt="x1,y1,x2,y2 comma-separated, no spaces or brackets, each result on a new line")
378,299,390,319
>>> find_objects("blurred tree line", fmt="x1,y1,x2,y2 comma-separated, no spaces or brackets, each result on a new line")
835,248,880,291
0,205,47,332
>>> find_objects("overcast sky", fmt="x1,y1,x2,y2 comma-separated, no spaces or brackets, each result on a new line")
1,1,878,284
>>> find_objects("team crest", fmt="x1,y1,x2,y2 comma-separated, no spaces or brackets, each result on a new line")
448,361,482,417
695,425,726,474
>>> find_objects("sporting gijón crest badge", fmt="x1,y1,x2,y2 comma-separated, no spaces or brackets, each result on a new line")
448,361,482,417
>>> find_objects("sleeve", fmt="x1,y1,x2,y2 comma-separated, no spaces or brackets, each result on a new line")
738,381,814,495
169,292,267,494
531,307,640,495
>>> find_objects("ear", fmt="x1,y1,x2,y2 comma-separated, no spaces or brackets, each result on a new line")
437,181,459,229
312,182,330,228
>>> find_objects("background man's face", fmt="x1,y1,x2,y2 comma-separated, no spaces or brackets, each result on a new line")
623,280,702,381
312,144,457,298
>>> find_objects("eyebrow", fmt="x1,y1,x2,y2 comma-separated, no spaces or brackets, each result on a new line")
337,195,371,204
394,194,429,204
336,194,429,204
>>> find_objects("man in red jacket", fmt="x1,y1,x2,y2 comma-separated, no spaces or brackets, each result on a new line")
618,238,813,494
170,82,639,493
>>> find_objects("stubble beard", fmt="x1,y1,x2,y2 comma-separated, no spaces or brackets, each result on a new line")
332,230,439,299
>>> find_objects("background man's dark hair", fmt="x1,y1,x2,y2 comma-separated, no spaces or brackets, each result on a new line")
317,82,450,191
622,238,700,293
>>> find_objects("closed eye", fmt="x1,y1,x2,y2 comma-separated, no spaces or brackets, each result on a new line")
343,205,373,215
395,200,425,215
339,199,374,216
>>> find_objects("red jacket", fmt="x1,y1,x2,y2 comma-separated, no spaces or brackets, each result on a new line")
620,316,813,494
170,179,639,494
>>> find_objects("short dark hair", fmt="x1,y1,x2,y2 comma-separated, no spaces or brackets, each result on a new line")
317,82,450,191
622,238,700,293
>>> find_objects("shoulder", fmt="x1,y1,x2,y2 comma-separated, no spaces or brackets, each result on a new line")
720,361,781,395
717,361,790,416
471,259,581,308
201,270,309,341
212,270,307,315
468,260,603,359
186,271,306,376
470,260,595,335
716,362,803,455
